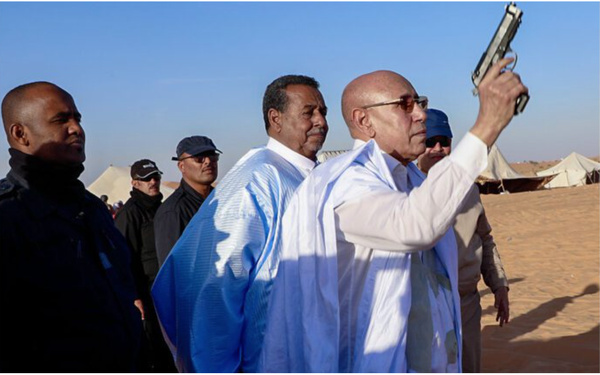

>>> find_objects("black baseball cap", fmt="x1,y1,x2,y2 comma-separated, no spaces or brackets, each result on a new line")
130,159,163,180
172,136,221,161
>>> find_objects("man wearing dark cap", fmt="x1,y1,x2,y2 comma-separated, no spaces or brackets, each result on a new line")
0,81,141,371
416,108,454,173
115,159,176,372
418,108,510,373
154,135,220,266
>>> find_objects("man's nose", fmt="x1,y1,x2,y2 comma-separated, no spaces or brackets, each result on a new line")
432,141,443,151
68,119,84,136
313,111,327,127
412,103,427,122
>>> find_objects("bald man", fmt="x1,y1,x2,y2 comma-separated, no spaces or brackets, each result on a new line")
260,58,527,372
0,82,142,371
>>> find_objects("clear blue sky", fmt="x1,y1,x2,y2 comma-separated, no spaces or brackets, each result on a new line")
0,2,598,185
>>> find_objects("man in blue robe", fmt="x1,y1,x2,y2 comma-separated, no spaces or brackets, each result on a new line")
151,74,328,372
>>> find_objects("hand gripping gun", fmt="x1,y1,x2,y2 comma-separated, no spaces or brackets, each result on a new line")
472,2,529,114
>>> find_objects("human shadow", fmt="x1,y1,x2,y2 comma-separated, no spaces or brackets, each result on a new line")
482,324,599,372
480,283,600,372
482,283,599,341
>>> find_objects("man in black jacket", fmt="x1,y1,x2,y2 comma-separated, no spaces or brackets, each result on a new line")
0,81,142,372
154,135,220,266
115,159,176,372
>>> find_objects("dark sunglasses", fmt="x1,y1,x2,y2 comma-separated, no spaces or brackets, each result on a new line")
136,174,161,182
179,154,220,164
425,136,451,148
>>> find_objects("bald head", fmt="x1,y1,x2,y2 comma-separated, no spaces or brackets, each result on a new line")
2,82,69,141
341,70,416,139
1,81,85,165
340,70,428,165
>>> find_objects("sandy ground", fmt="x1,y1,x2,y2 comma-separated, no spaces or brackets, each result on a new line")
160,159,600,372
478,183,599,372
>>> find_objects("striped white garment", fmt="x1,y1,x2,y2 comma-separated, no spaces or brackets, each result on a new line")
151,137,314,373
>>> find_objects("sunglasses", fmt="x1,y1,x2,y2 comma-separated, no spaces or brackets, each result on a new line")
425,136,451,148
179,154,220,164
136,175,162,182
362,95,428,113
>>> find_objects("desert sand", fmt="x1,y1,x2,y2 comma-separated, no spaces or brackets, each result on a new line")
478,183,599,372
160,160,600,372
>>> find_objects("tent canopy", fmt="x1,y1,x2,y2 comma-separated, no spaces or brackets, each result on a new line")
87,165,175,205
479,144,523,180
317,150,348,163
536,152,600,188
476,145,554,194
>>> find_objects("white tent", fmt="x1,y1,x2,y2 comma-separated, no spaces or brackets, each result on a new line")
87,165,175,205
317,150,348,163
476,145,554,194
536,152,600,188
479,144,523,180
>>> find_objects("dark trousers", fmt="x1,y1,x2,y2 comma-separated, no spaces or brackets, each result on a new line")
138,296,178,372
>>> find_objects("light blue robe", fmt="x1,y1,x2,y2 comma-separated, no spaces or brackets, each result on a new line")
151,144,310,372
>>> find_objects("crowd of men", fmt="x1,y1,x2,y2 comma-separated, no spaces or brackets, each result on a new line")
0,57,525,372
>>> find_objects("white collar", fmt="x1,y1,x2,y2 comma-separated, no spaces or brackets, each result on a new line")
266,137,316,176
352,138,403,173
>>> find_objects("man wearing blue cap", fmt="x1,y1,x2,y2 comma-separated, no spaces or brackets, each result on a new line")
416,108,454,173
154,135,220,266
418,108,510,373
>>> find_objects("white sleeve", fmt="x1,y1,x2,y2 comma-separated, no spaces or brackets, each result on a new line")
334,132,488,252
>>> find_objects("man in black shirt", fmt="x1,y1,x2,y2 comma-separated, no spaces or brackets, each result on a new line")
0,81,141,372
115,159,176,372
154,136,220,266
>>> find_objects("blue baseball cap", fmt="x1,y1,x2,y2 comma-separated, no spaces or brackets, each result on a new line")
425,109,453,139
172,136,221,161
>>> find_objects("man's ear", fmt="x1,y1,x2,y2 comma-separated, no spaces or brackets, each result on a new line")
131,179,139,189
9,123,29,147
267,108,282,134
177,160,185,174
352,108,376,138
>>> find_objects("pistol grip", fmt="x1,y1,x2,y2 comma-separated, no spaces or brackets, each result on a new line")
515,92,529,115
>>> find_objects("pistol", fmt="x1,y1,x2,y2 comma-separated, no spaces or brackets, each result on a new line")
472,2,529,114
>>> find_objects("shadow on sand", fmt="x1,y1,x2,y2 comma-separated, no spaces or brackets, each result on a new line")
480,283,599,372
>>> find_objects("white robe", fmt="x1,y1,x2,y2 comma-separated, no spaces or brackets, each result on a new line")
260,138,486,372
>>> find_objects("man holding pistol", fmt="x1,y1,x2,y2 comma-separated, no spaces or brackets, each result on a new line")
260,58,527,372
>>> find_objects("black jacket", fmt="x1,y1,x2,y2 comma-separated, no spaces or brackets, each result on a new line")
114,189,162,298
154,179,211,267
0,170,142,372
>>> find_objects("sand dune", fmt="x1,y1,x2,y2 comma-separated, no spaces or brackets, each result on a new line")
478,184,599,372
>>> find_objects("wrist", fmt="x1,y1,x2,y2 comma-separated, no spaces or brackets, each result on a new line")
469,122,499,148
